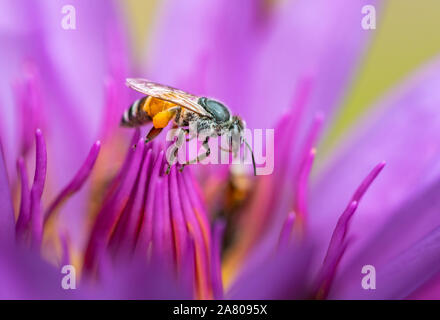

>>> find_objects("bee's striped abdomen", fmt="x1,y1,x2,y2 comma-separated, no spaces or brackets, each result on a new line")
120,96,151,127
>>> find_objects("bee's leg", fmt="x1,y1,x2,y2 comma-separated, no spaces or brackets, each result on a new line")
144,127,163,144
219,145,232,152
181,128,198,142
165,122,187,175
167,129,188,174
133,129,160,149
180,137,210,172
166,142,180,175
146,107,180,145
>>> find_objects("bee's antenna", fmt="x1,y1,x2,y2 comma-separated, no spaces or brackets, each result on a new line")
244,140,257,176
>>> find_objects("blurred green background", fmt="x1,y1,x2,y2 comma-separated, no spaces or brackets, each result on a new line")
122,0,440,149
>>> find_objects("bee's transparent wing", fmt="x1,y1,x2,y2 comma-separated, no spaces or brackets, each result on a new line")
126,78,213,118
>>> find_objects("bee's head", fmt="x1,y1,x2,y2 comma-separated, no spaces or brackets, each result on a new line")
198,97,230,123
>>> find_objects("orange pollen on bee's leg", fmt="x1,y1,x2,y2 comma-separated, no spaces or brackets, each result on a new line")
152,109,177,128
144,96,175,117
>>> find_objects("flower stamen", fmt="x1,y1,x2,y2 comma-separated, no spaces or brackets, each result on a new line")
44,141,101,224
314,162,386,299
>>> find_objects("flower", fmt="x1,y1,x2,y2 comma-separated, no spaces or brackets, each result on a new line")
0,122,384,300
1,0,440,300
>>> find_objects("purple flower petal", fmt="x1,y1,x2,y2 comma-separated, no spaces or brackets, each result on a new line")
28,129,47,248
59,231,70,267
313,201,358,299
294,148,317,224
0,142,14,244
88,254,192,300
278,212,295,250
15,157,30,236
179,235,196,298
331,174,440,298
84,139,145,272
142,151,165,244
309,57,440,285
314,162,386,296
31,129,46,199
148,171,174,266
177,170,212,299
113,150,153,256
151,179,165,258
16,130,48,243
339,226,440,299
30,187,43,249
227,243,313,299
168,167,189,271
0,0,131,247
211,220,226,299
0,244,84,299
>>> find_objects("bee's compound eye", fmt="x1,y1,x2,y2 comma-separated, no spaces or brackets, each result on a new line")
199,98,230,122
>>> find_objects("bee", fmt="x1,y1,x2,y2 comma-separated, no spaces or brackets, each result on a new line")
122,78,256,174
